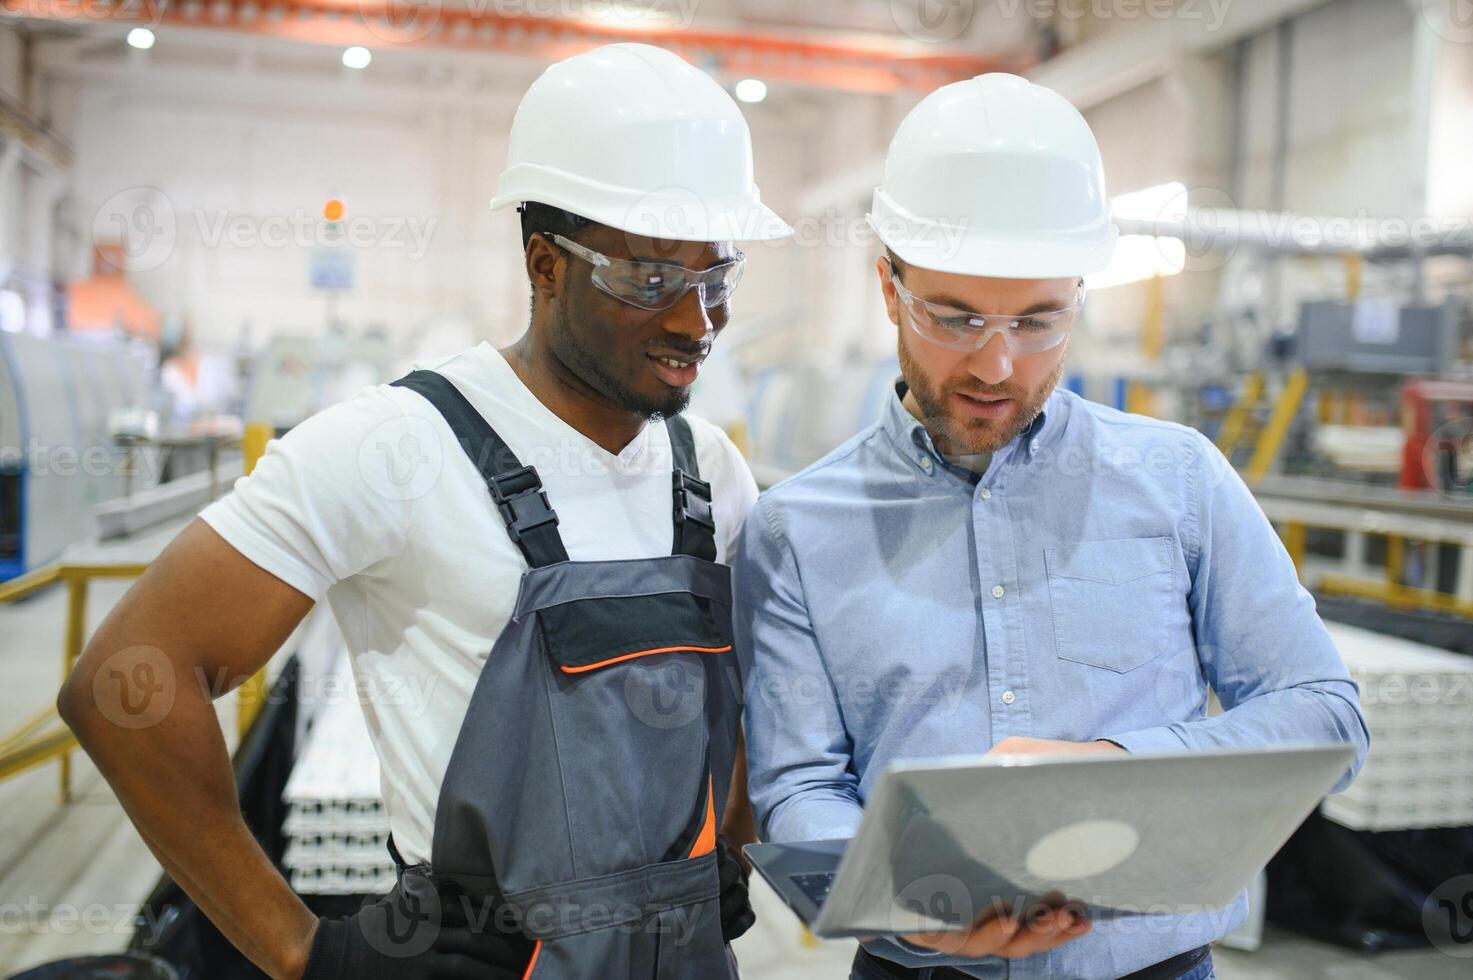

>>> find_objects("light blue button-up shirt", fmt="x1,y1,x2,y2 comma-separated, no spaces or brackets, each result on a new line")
734,383,1369,980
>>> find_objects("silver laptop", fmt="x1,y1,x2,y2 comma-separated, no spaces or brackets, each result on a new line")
745,743,1354,939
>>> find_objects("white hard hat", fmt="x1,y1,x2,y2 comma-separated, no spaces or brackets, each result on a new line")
869,73,1117,279
491,43,792,243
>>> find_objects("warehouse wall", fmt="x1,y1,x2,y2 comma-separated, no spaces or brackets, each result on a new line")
0,24,27,293
47,49,806,364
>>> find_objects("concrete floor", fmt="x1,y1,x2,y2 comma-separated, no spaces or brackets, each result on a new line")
2,580,1466,979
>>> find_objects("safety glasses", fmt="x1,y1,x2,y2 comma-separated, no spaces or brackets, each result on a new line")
887,262,1084,354
550,234,745,312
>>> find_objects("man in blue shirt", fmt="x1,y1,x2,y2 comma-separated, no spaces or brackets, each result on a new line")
734,74,1369,980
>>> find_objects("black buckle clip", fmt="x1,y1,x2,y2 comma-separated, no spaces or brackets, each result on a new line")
673,470,715,532
489,465,559,543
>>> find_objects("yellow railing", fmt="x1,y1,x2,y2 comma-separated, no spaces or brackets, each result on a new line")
1278,524,1471,621
0,422,275,801
1216,372,1263,459
1246,368,1310,484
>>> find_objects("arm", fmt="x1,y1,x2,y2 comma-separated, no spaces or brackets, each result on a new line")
58,391,424,979
731,496,863,843
1103,434,1370,789
58,519,319,979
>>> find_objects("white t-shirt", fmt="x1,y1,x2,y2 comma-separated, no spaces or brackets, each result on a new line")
201,344,759,863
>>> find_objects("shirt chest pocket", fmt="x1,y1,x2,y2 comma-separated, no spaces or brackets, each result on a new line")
1044,537,1177,673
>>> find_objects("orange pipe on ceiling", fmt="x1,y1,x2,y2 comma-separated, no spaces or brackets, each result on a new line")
3,0,1031,94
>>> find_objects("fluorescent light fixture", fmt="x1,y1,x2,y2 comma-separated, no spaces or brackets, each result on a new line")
1089,181,1188,290
734,78,768,104
127,28,156,50
342,46,372,70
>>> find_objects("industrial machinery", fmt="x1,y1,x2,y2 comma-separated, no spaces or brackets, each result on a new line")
242,330,396,433
1400,379,1473,496
0,332,154,579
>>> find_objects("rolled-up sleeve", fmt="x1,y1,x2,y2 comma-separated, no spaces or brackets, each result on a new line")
1105,434,1370,791
733,495,865,843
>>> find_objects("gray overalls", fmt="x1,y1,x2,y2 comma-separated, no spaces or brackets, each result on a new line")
387,370,742,979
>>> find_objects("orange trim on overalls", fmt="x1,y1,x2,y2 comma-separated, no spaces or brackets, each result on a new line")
522,939,542,980
687,774,717,859
558,645,732,674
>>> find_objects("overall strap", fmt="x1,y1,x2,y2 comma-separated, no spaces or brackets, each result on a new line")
391,370,569,568
666,415,717,562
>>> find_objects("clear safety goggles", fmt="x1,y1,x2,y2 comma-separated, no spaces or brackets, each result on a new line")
888,263,1084,354
551,234,745,312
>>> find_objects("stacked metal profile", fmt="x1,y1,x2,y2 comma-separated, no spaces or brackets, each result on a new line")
281,656,395,895
1321,623,1473,831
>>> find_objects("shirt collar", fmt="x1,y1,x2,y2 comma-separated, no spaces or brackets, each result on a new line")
880,379,1052,477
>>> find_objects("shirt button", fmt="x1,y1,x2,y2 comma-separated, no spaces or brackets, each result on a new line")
1001,690,1016,705
991,585,1005,599
979,488,992,500
919,456,933,473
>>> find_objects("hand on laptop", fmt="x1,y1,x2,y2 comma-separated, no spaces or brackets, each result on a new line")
898,895,1091,959
987,736,1126,757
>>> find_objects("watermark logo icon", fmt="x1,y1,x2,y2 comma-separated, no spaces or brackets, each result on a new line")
886,872,975,953
360,0,442,44
92,645,176,730
624,658,706,730
358,415,445,502
1424,874,1473,958
891,0,977,43
1418,1,1473,44
622,186,713,262
93,187,177,273
1422,417,1473,500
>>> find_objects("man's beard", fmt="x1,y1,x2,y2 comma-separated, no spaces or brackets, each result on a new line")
550,291,691,421
897,331,1062,456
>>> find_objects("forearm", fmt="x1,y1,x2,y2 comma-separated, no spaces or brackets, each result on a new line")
1105,680,1369,790
61,656,317,979
58,527,322,980
720,730,756,852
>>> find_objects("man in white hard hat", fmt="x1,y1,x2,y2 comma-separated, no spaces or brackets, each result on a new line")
61,44,789,980
735,73,1368,980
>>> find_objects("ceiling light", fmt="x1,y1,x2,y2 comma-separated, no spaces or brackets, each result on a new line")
127,28,156,50
342,46,372,70
734,78,767,104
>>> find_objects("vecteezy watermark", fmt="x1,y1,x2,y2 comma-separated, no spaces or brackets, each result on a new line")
890,0,978,43
93,187,176,274
0,439,167,482
623,658,708,731
616,189,971,262
357,0,702,44
1424,874,1473,958
1422,417,1473,501
1126,182,1473,274
885,872,977,951
993,0,1232,31
357,413,447,503
92,189,438,272
1359,669,1473,708
1417,0,1473,45
12,0,168,26
193,208,437,259
91,645,177,731
0,898,172,942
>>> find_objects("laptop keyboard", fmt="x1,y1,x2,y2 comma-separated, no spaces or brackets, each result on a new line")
788,871,836,907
